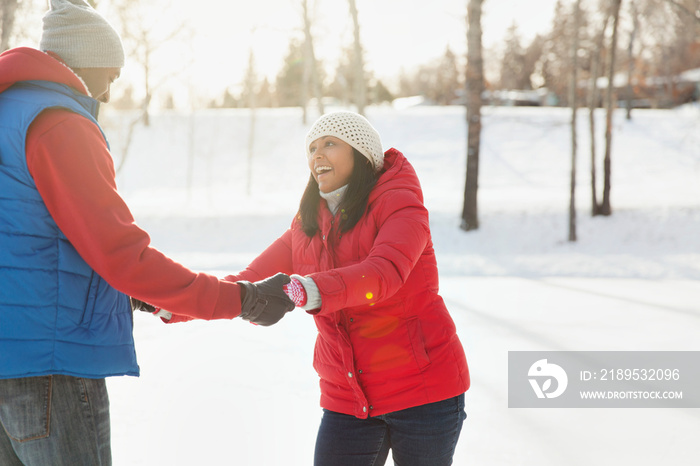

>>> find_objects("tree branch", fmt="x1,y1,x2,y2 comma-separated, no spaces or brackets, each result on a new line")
664,0,700,23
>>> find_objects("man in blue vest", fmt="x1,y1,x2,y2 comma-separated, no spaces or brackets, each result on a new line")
0,1,294,464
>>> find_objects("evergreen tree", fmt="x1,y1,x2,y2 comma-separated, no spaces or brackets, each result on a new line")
275,37,325,109
328,46,360,106
275,38,306,108
369,79,394,104
432,47,462,104
257,78,274,108
523,34,546,89
542,0,574,105
499,23,528,90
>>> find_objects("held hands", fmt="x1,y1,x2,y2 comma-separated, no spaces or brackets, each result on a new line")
237,273,296,326
130,273,298,326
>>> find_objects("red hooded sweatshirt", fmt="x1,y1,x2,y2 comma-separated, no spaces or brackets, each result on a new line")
0,47,241,319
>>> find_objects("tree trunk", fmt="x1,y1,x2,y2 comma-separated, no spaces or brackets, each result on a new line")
568,0,581,242
461,0,484,232
245,49,257,196
302,0,324,122
348,0,366,115
625,1,639,120
664,0,700,24
142,38,151,127
301,40,309,124
601,0,623,216
589,16,610,216
0,0,19,52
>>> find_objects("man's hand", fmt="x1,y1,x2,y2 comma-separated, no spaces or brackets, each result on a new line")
130,297,157,313
130,297,173,320
237,273,295,326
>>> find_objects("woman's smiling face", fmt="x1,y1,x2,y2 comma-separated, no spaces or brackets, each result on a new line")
308,136,355,193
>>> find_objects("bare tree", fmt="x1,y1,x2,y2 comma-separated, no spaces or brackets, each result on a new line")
461,0,484,232
244,48,257,196
301,0,324,124
106,0,191,175
111,0,188,126
664,0,700,23
588,6,611,216
639,0,700,106
348,0,366,115
625,0,640,120
396,47,462,104
569,0,582,242
0,0,18,52
600,0,623,216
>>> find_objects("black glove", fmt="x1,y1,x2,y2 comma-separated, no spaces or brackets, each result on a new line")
237,273,295,326
130,297,157,313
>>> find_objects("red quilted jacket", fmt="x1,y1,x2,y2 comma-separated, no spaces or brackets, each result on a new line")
226,148,470,418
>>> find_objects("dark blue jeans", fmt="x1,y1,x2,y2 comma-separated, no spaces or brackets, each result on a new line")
0,375,111,466
314,394,466,466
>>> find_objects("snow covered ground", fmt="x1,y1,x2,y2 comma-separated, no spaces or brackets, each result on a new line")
103,104,700,465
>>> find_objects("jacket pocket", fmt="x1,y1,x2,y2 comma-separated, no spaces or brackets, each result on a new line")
79,271,100,326
0,376,52,442
407,317,431,371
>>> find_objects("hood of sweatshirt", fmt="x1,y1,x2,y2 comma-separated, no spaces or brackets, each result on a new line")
0,47,88,96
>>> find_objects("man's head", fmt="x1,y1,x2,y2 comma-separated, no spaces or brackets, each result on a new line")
39,0,124,102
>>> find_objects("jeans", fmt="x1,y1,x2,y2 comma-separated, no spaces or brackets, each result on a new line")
0,375,111,466
314,394,466,466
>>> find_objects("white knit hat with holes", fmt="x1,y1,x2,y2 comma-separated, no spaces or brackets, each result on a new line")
305,111,384,172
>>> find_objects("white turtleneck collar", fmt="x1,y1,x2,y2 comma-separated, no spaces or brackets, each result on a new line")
320,185,348,215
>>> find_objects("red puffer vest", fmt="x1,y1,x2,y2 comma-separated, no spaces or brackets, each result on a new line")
230,148,470,418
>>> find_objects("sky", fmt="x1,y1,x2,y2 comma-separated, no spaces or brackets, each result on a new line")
178,0,559,96
15,0,560,105
102,0,560,106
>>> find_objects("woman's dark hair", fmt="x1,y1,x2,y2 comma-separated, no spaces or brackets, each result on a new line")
298,148,378,237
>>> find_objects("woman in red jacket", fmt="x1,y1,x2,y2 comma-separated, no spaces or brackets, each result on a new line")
182,111,470,465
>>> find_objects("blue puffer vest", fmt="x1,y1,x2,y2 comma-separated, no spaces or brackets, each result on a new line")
0,80,139,379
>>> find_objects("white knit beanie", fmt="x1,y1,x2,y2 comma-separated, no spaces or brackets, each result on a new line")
305,111,384,172
40,0,125,69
